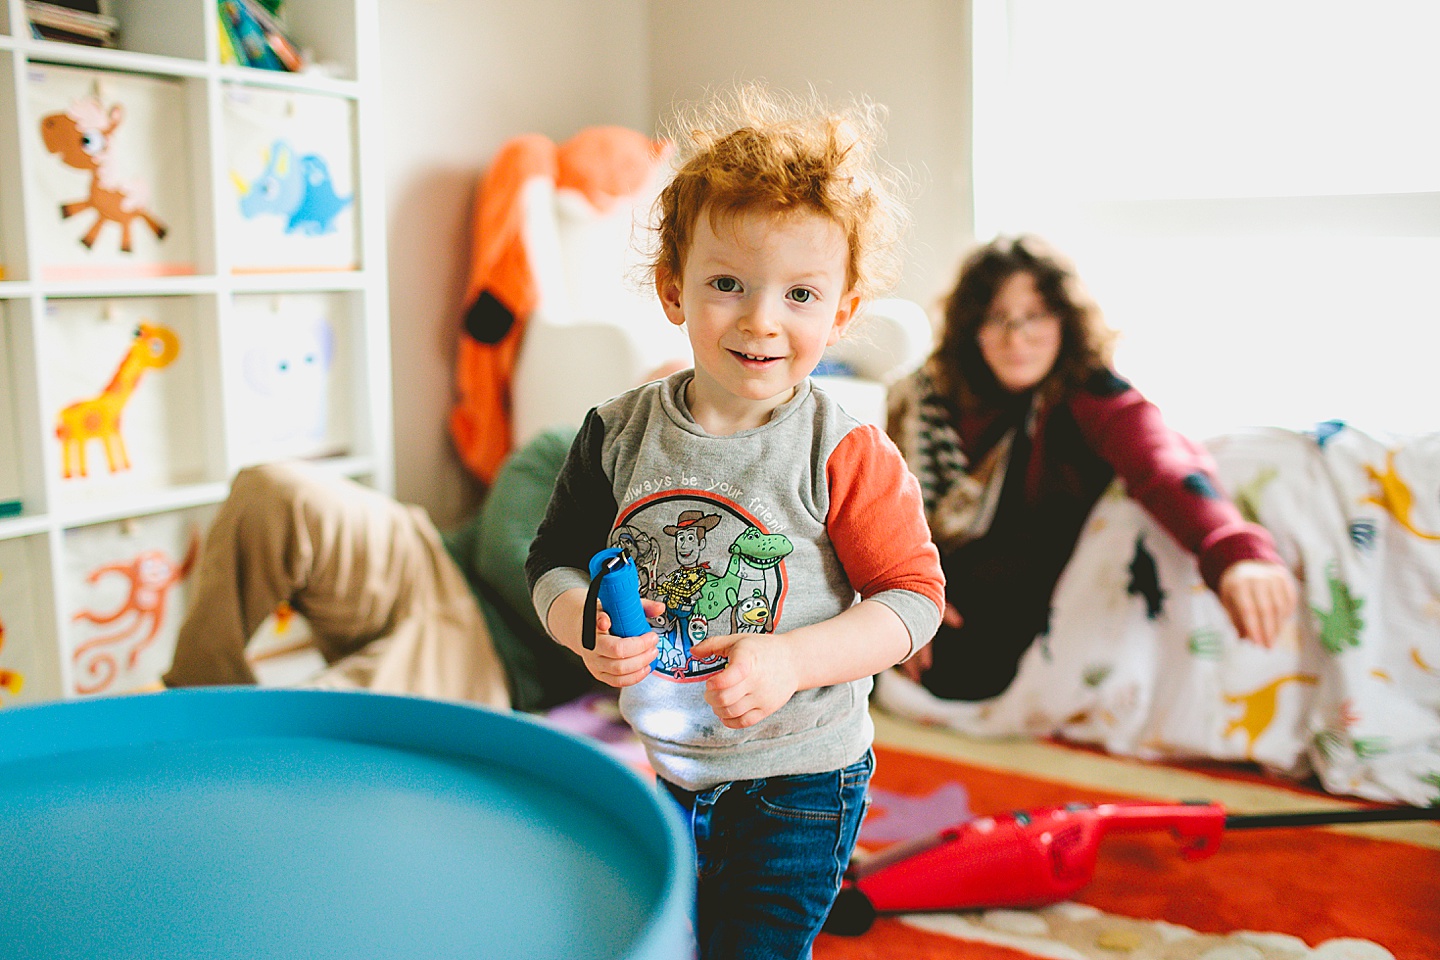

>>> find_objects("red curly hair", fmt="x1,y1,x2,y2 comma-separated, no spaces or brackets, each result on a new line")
648,84,908,302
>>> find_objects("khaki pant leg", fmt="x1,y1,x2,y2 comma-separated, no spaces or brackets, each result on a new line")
165,463,319,687
306,511,511,709
165,463,509,708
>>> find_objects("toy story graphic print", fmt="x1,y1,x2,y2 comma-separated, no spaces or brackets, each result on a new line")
611,493,793,682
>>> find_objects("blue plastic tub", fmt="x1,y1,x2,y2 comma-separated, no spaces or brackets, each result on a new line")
0,688,693,959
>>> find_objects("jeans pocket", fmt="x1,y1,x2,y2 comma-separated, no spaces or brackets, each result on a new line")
754,750,874,824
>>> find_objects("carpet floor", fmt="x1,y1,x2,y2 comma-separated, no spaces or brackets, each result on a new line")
545,694,1439,959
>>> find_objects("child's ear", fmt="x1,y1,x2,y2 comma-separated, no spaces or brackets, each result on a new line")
828,290,863,345
656,269,686,327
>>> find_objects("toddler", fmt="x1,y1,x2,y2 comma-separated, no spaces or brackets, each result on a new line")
525,85,944,959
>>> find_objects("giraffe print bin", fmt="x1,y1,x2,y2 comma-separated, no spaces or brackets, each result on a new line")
55,322,179,479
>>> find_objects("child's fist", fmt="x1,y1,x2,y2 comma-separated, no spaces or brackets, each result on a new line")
583,596,665,687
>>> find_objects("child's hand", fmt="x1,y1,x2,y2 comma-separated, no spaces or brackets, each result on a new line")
548,589,662,687
1218,560,1298,648
690,633,800,729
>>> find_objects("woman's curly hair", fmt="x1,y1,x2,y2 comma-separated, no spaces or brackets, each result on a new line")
647,84,910,302
932,234,1117,411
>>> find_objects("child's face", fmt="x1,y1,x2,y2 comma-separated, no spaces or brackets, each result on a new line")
657,206,859,434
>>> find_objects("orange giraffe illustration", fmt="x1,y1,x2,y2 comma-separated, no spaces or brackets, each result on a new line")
40,95,168,252
1364,449,1440,541
71,531,199,695
1223,674,1319,757
0,572,25,700
55,322,180,479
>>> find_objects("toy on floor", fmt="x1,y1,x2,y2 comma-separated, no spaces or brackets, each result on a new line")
824,798,1440,935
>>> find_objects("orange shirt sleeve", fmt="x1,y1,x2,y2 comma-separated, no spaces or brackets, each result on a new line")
825,424,946,612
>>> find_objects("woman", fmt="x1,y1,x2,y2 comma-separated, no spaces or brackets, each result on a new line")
882,235,1296,705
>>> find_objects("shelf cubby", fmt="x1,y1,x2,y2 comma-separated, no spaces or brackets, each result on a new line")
0,0,390,706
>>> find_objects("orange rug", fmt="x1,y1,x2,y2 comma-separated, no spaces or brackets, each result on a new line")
814,715,1440,960
545,694,1439,959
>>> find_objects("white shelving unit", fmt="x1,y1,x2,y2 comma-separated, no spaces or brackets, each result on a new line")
0,0,391,704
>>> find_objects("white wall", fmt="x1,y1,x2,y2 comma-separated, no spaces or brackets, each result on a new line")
379,0,975,523
647,0,973,309
972,3,1440,441
378,0,651,526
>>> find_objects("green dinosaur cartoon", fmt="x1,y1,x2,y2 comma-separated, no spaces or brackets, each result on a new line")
1420,771,1440,806
1312,565,1364,655
1314,728,1345,762
1188,629,1224,660
1234,466,1278,525
695,527,793,621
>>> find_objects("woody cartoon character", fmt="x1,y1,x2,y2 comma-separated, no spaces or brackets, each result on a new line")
646,509,726,679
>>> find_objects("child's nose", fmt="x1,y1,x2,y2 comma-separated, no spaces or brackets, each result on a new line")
739,297,783,336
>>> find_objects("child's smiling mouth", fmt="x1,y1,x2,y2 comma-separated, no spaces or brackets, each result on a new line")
731,349,780,364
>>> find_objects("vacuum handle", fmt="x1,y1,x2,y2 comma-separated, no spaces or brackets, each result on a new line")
1090,800,1227,860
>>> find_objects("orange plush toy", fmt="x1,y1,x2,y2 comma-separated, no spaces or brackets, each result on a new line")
449,127,669,485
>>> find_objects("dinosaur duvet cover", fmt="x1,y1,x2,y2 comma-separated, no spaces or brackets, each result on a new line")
887,423,1440,806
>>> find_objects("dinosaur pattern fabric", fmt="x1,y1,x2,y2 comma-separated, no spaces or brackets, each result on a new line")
527,372,945,791
878,422,1440,806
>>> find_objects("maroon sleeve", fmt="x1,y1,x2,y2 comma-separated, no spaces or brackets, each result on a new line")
1068,372,1281,591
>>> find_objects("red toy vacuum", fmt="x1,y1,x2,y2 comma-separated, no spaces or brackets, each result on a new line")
823,798,1440,935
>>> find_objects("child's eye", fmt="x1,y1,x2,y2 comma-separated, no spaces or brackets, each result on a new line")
788,288,815,303
711,277,741,293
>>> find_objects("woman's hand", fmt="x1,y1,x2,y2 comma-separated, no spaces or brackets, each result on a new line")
898,602,962,682
1218,560,1298,648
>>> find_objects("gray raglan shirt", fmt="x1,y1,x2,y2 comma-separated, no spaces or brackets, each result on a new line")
527,372,944,790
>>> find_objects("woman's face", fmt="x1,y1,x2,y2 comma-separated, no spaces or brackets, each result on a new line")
976,271,1062,393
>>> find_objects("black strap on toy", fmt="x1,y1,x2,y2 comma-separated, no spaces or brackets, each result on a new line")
581,554,627,650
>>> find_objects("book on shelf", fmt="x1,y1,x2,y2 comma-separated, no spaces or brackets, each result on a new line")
238,0,304,70
218,0,305,72
25,0,118,47
32,0,101,10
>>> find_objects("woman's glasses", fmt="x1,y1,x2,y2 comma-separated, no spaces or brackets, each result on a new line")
978,312,1057,342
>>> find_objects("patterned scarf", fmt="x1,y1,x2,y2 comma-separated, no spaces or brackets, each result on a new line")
888,365,1029,552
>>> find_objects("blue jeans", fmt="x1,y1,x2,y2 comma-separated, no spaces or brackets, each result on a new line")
660,748,874,960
